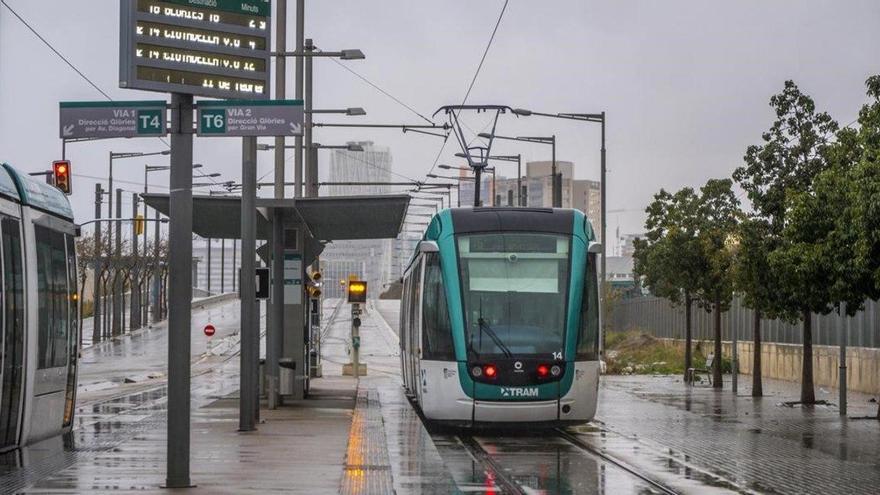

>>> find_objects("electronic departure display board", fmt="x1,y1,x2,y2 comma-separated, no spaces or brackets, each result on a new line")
120,0,271,99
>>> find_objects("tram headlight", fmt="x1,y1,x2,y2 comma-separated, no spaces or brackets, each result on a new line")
471,366,483,377
550,365,562,377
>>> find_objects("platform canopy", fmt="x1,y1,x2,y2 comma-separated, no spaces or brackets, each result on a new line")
141,193,410,242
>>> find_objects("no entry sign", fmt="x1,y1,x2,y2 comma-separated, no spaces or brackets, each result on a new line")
204,324,216,337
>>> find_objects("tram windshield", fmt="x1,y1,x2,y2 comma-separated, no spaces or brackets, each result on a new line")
457,233,570,358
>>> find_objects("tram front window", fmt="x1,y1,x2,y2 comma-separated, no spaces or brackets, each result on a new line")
457,233,570,358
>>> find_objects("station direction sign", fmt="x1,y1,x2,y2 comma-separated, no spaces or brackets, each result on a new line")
196,100,303,137
119,0,271,100
59,100,167,139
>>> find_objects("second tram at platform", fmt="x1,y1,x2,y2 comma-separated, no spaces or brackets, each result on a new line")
399,207,601,427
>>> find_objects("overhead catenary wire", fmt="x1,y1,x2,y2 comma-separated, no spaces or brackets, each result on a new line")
422,0,510,184
1,0,172,149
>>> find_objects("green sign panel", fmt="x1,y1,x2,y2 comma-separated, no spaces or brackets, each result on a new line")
199,108,227,134
196,100,303,137
59,100,168,139
161,0,271,17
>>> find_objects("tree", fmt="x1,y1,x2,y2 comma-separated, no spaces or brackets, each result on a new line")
633,187,706,380
732,80,839,404
694,179,741,388
731,217,775,396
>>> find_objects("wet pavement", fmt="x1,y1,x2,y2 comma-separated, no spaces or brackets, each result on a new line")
2,297,878,493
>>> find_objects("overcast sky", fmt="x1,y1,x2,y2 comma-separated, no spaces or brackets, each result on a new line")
1,1,878,250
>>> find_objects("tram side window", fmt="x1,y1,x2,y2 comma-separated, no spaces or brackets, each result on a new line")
0,218,24,445
36,226,69,369
576,253,600,360
422,253,455,360
408,259,422,350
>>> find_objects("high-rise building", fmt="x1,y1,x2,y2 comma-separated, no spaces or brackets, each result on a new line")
524,160,602,241
320,142,394,299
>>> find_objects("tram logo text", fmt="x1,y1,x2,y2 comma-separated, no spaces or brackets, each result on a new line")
500,387,539,398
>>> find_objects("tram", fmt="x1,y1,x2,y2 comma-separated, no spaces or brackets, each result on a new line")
399,207,601,427
0,163,79,452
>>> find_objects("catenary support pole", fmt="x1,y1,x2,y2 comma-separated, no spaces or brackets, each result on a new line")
93,184,103,344
114,188,123,335
267,0,287,410
840,303,848,416
165,93,194,489
600,113,607,311
240,136,258,431
551,135,558,208
293,0,304,197
152,199,162,323
221,239,226,293
131,193,141,330
206,238,212,294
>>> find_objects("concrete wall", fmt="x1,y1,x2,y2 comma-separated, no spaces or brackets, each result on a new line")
663,338,880,395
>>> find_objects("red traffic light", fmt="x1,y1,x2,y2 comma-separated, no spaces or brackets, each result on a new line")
52,160,72,195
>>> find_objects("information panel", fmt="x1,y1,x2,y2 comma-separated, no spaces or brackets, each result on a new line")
59,101,167,139
120,0,271,99
196,100,303,137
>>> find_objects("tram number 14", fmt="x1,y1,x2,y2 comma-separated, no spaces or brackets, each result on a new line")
552,351,562,360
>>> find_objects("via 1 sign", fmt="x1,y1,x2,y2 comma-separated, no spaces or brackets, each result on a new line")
197,100,303,137
119,0,271,99
59,101,167,139
204,324,216,337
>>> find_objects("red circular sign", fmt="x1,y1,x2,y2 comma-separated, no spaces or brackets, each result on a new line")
204,324,216,337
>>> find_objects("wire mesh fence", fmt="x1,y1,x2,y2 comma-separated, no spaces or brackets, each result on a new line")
610,295,880,349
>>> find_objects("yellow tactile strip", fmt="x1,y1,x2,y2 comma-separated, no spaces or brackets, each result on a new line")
340,389,394,494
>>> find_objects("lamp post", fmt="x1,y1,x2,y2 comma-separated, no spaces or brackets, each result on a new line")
509,109,607,309
272,42,365,197
143,163,208,323
109,150,170,247
427,174,470,207
478,133,556,207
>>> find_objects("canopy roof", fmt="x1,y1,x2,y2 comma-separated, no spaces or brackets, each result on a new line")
141,193,410,241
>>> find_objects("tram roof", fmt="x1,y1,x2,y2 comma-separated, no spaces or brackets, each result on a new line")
0,164,74,220
141,193,410,241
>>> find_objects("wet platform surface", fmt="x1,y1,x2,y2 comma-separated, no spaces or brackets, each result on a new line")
1,298,878,493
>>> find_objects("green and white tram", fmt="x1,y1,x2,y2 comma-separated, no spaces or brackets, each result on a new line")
400,207,601,427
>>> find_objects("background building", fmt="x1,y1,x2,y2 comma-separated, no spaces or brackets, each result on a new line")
320,141,394,299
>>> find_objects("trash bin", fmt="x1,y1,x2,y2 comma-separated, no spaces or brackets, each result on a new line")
279,357,296,395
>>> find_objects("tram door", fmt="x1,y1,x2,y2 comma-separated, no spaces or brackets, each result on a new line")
0,218,25,450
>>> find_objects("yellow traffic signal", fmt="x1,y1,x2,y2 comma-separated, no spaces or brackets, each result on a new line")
310,270,322,282
134,214,145,235
53,160,71,194
308,285,322,298
347,280,367,303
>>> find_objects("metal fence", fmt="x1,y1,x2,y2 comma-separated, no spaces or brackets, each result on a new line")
610,295,880,349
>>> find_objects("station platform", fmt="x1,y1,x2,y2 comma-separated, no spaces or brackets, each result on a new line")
2,298,878,494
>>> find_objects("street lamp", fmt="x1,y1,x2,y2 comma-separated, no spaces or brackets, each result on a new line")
142,162,208,324
311,143,365,152
479,133,557,207
510,108,607,343
307,107,366,116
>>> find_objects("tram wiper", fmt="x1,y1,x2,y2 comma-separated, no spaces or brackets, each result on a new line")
477,317,513,358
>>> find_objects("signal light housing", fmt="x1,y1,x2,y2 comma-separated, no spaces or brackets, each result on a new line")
347,280,367,303
53,160,72,195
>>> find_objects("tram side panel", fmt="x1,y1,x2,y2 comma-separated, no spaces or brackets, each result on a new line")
22,208,77,445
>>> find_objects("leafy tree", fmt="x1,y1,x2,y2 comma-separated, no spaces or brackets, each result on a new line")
633,188,706,380
734,80,839,404
694,179,741,388
731,217,775,396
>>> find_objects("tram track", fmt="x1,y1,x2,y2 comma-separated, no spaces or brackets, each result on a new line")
444,429,680,494
554,428,680,495
456,434,528,495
